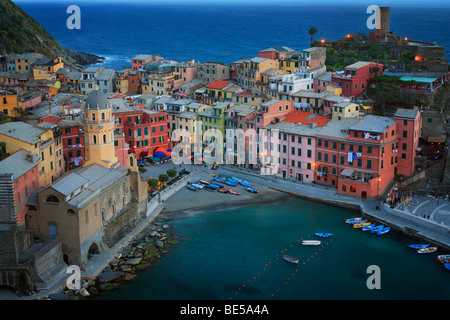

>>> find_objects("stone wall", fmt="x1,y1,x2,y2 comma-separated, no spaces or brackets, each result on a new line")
0,224,18,265
31,235,66,285
102,204,143,248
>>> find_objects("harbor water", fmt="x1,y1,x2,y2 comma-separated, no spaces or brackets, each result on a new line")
95,198,450,300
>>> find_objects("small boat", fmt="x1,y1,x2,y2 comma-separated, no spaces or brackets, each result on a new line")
205,186,216,192
436,254,450,260
209,182,223,189
418,247,438,254
224,180,237,186
232,177,242,183
200,180,210,185
218,188,229,193
377,227,390,235
302,240,321,246
246,187,258,193
362,223,376,231
283,255,299,264
353,222,371,229
409,244,430,249
186,185,198,191
345,217,362,224
228,189,240,195
370,225,384,234
350,219,367,225
444,263,450,271
192,183,204,189
437,258,450,264
214,177,225,183
314,233,333,238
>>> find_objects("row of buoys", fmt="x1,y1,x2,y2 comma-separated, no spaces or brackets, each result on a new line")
229,235,332,300
270,238,332,299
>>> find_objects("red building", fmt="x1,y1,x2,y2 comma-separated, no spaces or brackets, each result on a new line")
58,119,85,170
112,102,168,160
393,108,421,177
314,115,397,199
331,61,383,98
258,47,295,60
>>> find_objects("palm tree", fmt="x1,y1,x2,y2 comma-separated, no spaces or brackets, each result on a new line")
308,27,318,47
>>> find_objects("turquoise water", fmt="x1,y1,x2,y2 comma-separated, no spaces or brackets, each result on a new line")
97,198,450,300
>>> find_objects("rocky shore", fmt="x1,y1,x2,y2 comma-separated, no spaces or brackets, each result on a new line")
47,216,177,300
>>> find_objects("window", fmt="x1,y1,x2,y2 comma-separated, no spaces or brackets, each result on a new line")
46,195,59,203
103,135,107,144
403,130,407,138
67,209,75,215
367,160,372,169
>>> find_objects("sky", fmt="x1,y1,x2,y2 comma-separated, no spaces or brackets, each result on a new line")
11,0,450,6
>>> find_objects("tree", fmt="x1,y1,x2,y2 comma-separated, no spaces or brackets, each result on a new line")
159,174,169,184
147,178,160,191
366,82,403,114
308,27,318,47
167,169,177,178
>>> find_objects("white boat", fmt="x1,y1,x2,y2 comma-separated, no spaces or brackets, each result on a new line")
345,217,362,223
418,247,438,254
302,240,321,246
192,183,204,189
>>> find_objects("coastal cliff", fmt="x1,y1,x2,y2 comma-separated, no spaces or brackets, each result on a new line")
0,0,103,69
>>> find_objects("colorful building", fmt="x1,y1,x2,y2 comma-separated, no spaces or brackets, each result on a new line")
393,108,422,177
331,61,383,98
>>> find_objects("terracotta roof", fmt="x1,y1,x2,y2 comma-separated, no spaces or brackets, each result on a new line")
281,110,330,127
206,80,231,90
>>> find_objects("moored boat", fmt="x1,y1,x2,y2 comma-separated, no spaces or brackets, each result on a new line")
218,188,229,193
353,222,371,229
224,180,237,186
228,189,240,195
283,255,299,264
214,177,225,183
377,227,390,235
231,177,242,183
209,182,223,189
345,217,362,223
362,223,376,231
436,254,450,260
186,184,198,191
370,225,384,233
246,187,258,193
200,180,210,185
205,185,216,192
314,233,333,238
302,240,321,245
418,247,438,254
444,263,450,271
409,244,430,249
192,183,204,189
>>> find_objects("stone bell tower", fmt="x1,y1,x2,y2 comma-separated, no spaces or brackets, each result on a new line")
82,86,118,168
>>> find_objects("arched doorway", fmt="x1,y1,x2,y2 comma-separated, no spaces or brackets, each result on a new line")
87,243,100,260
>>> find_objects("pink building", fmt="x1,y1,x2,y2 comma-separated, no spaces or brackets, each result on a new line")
19,91,41,111
0,150,40,226
393,108,422,177
254,99,295,132
258,47,296,60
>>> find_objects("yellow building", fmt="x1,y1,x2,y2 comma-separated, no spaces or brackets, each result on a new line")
176,102,211,142
0,91,18,116
331,101,363,120
0,121,64,187
238,57,279,90
33,67,55,81
83,86,118,168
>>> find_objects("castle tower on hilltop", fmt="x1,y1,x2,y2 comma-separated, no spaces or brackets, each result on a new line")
82,86,118,168
369,7,402,44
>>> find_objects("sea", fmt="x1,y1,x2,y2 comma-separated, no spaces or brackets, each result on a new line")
15,1,450,69
15,1,450,302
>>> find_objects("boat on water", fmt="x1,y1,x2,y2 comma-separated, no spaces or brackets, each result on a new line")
418,247,438,254
350,219,367,225
314,233,333,238
302,240,321,245
345,217,362,223
370,225,384,233
186,185,198,191
218,188,229,193
377,227,390,235
444,263,450,271
362,223,376,231
436,254,450,260
353,222,371,229
246,187,258,193
228,189,240,195
283,255,299,264
409,244,430,249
